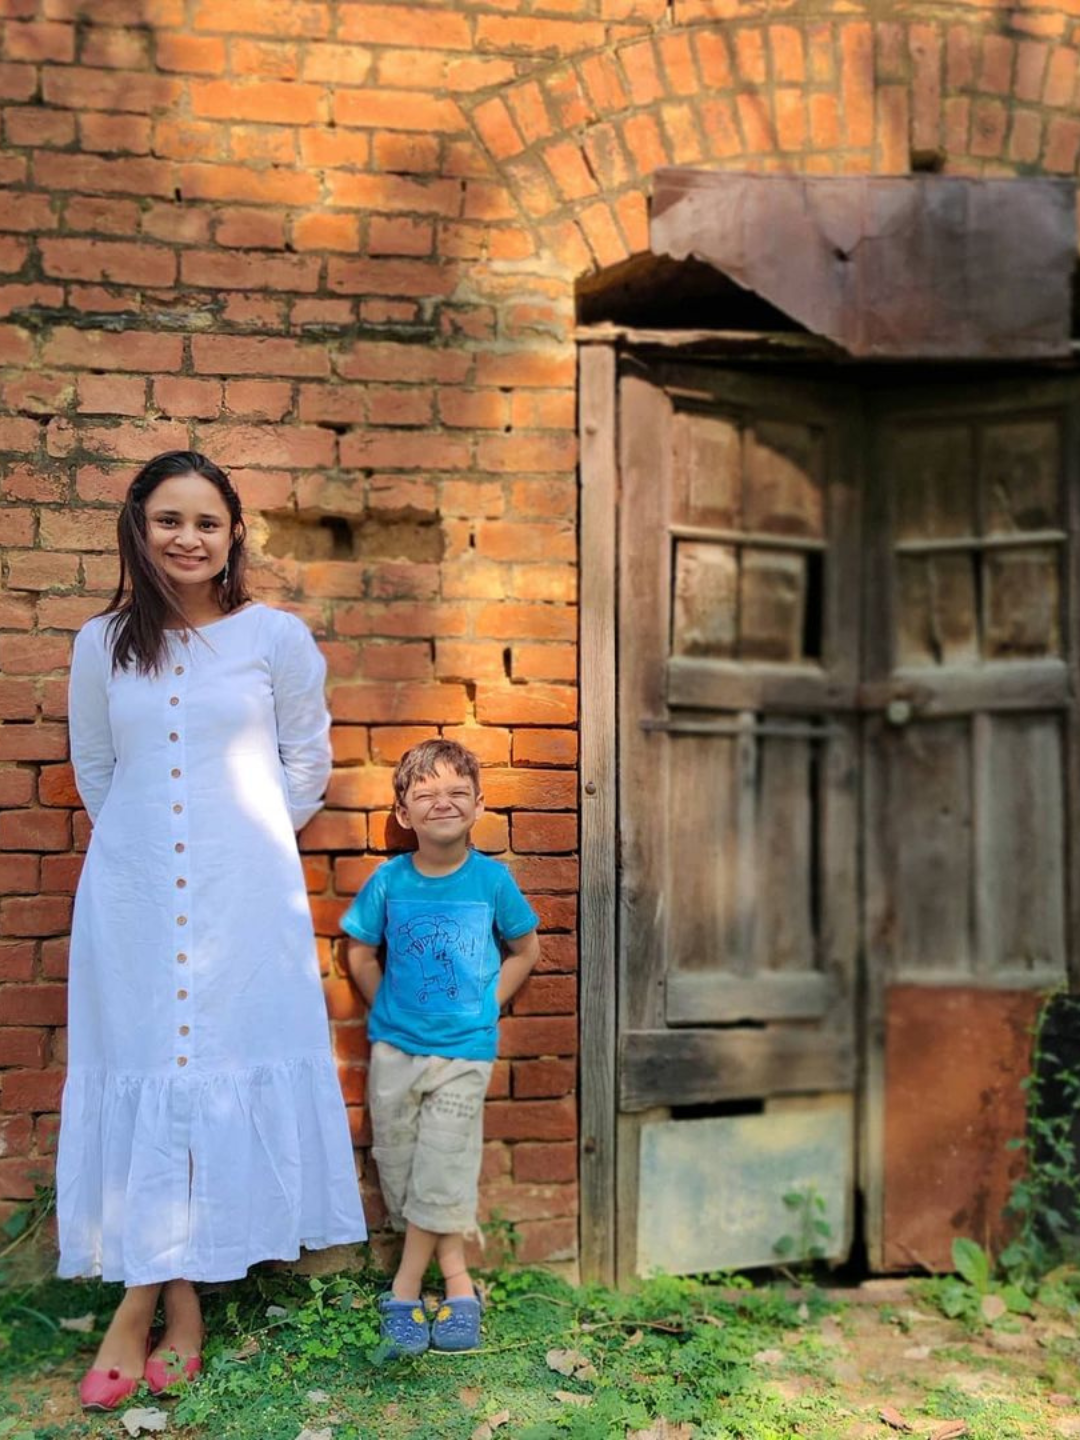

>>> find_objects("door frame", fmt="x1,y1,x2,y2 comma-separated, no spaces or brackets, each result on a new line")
578,340,619,1285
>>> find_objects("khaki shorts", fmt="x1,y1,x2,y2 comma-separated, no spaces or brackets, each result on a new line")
368,1040,493,1237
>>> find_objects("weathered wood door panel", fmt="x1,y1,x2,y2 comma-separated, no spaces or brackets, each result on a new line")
602,357,1079,1281
862,379,1077,1269
616,360,859,1277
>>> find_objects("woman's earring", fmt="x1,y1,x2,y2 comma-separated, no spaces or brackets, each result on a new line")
220,559,230,586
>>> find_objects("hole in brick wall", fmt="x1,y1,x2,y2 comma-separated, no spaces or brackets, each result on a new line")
263,514,356,561
262,510,443,563
359,510,443,562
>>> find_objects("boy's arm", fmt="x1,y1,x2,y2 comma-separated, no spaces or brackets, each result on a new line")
346,940,384,1007
496,928,540,1008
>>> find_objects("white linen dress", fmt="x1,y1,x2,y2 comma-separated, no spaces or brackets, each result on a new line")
57,603,367,1286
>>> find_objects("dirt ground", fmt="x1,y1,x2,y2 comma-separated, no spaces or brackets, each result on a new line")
767,1279,1080,1438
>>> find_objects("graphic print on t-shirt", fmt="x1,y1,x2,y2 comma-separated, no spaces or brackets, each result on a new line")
386,899,491,1017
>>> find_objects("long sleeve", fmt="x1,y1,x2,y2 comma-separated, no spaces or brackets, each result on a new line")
271,612,332,831
68,620,116,824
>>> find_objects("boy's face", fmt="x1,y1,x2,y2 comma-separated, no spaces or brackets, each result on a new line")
396,762,483,850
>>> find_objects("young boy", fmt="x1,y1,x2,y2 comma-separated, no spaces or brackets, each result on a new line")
342,739,540,1355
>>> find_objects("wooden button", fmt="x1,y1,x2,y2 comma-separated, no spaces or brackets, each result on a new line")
177,989,188,1000
179,1025,190,1037
176,878,186,889
177,915,187,926
171,768,181,779
172,804,183,814
169,732,179,742
169,696,180,706
174,665,184,676
176,953,188,963
177,1056,188,1067
175,842,185,853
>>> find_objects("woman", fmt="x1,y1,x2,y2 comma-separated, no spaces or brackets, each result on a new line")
60,451,367,1410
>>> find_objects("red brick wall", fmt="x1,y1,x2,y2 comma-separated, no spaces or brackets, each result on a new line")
1,0,1079,1268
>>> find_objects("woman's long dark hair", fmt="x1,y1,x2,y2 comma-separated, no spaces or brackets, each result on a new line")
105,451,251,674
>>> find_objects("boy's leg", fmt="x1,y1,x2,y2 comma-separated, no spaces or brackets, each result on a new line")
368,1042,423,1252
393,1222,440,1301
406,1057,491,1244
406,1056,492,1341
435,1231,474,1301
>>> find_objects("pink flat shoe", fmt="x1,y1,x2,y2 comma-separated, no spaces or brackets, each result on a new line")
144,1348,203,1396
79,1365,141,1412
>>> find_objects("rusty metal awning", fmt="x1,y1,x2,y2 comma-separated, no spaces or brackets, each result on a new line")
650,171,1076,360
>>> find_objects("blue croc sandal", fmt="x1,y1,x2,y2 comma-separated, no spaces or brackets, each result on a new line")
378,1294,430,1356
430,1290,484,1352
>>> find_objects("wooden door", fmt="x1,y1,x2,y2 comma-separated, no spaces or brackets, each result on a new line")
862,377,1078,1270
615,357,861,1279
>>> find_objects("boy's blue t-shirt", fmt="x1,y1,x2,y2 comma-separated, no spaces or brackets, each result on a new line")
340,850,539,1061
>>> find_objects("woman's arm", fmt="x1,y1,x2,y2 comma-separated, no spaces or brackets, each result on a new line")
271,613,333,830
496,928,541,1008
68,623,116,823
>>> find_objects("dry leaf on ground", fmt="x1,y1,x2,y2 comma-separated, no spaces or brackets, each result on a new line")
546,1348,598,1381
120,1410,168,1437
305,1391,330,1405
470,1409,510,1440
929,1422,968,1439
627,1421,695,1440
980,1294,1007,1323
58,1314,95,1332
293,1429,332,1440
1050,1394,1073,1407
902,1345,931,1361
753,1348,784,1365
554,1390,592,1406
878,1404,913,1431
458,1387,482,1409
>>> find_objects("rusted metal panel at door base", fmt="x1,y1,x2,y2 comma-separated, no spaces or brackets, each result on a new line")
650,173,1075,360
883,986,1043,1272
638,1096,853,1275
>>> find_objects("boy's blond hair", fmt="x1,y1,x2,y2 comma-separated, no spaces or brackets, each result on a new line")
392,739,482,809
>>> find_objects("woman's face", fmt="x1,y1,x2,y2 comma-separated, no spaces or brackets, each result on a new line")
143,473,234,591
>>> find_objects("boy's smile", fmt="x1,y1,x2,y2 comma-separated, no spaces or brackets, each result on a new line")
396,763,483,855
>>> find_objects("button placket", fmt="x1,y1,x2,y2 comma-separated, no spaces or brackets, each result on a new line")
167,649,194,1071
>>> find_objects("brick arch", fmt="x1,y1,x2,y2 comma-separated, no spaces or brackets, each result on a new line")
464,15,1080,279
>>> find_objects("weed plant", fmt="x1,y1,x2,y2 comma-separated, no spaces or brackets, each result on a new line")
1000,992,1080,1302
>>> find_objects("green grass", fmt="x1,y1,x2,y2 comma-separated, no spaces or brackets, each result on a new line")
0,1263,848,1440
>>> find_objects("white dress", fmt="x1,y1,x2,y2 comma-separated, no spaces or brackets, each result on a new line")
57,604,367,1286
